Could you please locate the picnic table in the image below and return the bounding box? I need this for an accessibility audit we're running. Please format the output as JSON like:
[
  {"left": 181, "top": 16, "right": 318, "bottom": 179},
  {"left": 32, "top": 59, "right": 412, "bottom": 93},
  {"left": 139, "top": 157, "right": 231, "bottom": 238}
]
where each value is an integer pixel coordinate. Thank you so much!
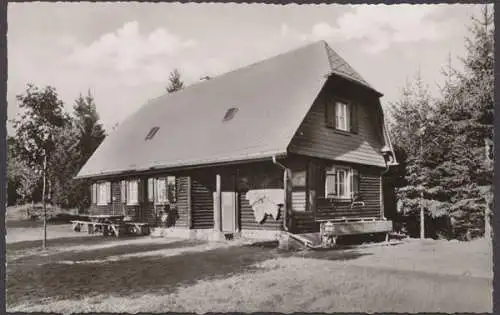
[{"left": 71, "top": 214, "right": 149, "bottom": 237}]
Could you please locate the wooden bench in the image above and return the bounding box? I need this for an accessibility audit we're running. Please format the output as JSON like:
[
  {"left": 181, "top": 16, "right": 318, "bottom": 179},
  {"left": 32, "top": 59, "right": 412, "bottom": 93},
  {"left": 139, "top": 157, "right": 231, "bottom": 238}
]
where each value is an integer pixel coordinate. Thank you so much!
[
  {"left": 125, "top": 222, "right": 150, "bottom": 235},
  {"left": 70, "top": 220, "right": 127, "bottom": 237},
  {"left": 316, "top": 217, "right": 392, "bottom": 247},
  {"left": 315, "top": 217, "right": 377, "bottom": 223}
]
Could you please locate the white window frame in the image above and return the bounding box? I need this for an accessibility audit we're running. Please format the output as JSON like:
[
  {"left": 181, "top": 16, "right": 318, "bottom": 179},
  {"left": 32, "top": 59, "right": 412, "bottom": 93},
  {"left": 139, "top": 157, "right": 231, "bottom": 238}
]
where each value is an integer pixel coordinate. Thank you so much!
[
  {"left": 127, "top": 180, "right": 139, "bottom": 205},
  {"left": 155, "top": 177, "right": 168, "bottom": 204},
  {"left": 96, "top": 182, "right": 111, "bottom": 206},
  {"left": 325, "top": 166, "right": 357, "bottom": 200},
  {"left": 166, "top": 176, "right": 177, "bottom": 204},
  {"left": 146, "top": 176, "right": 176, "bottom": 204},
  {"left": 335, "top": 101, "right": 350, "bottom": 132}
]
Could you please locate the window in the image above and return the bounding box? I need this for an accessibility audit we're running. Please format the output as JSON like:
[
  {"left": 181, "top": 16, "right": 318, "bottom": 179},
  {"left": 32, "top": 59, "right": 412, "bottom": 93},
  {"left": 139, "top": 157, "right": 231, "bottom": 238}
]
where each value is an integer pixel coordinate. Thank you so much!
[
  {"left": 325, "top": 166, "right": 359, "bottom": 199},
  {"left": 335, "top": 101, "right": 349, "bottom": 131},
  {"left": 127, "top": 180, "right": 139, "bottom": 205},
  {"left": 167, "top": 176, "right": 177, "bottom": 203},
  {"left": 156, "top": 178, "right": 167, "bottom": 203},
  {"left": 326, "top": 100, "right": 357, "bottom": 133},
  {"left": 146, "top": 176, "right": 177, "bottom": 204},
  {"left": 145, "top": 126, "right": 160, "bottom": 141},
  {"left": 96, "top": 182, "right": 111, "bottom": 205}
]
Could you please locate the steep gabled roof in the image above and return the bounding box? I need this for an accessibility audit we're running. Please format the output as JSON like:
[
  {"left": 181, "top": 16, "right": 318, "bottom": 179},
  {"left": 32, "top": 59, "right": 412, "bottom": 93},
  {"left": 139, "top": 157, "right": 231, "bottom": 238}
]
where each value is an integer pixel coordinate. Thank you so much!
[{"left": 76, "top": 40, "right": 381, "bottom": 179}]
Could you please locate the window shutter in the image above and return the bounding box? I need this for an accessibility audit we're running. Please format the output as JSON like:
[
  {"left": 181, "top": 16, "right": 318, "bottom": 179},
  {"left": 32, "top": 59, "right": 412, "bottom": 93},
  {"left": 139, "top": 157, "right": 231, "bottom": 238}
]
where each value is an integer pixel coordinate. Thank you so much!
[
  {"left": 96, "top": 183, "right": 101, "bottom": 204},
  {"left": 325, "top": 101, "right": 335, "bottom": 128},
  {"left": 351, "top": 169, "right": 360, "bottom": 198},
  {"left": 121, "top": 181, "right": 127, "bottom": 203},
  {"left": 148, "top": 178, "right": 154, "bottom": 202},
  {"left": 350, "top": 103, "right": 358, "bottom": 134},
  {"left": 106, "top": 182, "right": 112, "bottom": 204},
  {"left": 138, "top": 179, "right": 144, "bottom": 203},
  {"left": 325, "top": 167, "right": 337, "bottom": 197},
  {"left": 154, "top": 178, "right": 158, "bottom": 203},
  {"left": 91, "top": 183, "right": 96, "bottom": 204}
]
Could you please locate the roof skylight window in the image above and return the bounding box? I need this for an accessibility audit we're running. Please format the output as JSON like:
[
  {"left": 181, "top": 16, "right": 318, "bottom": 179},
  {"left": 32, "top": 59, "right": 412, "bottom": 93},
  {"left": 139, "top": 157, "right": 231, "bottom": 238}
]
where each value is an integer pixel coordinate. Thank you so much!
[
  {"left": 223, "top": 108, "right": 238, "bottom": 122},
  {"left": 145, "top": 126, "right": 160, "bottom": 140}
]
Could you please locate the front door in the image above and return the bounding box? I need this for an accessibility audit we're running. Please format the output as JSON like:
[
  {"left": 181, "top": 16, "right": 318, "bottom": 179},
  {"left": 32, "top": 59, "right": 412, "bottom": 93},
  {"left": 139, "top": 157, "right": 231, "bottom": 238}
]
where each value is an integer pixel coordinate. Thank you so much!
[
  {"left": 220, "top": 174, "right": 238, "bottom": 233},
  {"left": 221, "top": 192, "right": 237, "bottom": 232}
]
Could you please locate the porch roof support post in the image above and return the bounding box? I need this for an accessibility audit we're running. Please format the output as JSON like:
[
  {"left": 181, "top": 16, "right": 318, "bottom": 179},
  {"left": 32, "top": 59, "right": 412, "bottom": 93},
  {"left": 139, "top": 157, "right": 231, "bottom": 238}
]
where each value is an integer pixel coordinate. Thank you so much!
[
  {"left": 187, "top": 176, "right": 192, "bottom": 229},
  {"left": 214, "top": 174, "right": 222, "bottom": 232}
]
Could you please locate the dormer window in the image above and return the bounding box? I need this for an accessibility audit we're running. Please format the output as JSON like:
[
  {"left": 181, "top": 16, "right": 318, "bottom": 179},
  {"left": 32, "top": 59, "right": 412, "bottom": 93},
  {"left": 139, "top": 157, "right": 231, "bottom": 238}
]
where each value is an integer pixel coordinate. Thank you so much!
[
  {"left": 326, "top": 99, "right": 358, "bottom": 133},
  {"left": 223, "top": 108, "right": 238, "bottom": 122},
  {"left": 145, "top": 126, "right": 160, "bottom": 140}
]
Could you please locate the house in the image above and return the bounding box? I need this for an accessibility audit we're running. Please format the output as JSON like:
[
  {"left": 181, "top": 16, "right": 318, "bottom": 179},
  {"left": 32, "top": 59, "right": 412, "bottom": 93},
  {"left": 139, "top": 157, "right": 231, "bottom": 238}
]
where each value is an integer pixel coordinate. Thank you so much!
[{"left": 75, "top": 40, "right": 397, "bottom": 243}]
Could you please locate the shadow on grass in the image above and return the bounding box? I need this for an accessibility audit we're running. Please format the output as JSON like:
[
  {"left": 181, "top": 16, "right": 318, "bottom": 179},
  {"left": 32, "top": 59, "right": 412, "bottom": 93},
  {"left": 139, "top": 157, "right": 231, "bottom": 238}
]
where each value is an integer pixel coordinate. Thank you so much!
[
  {"left": 299, "top": 249, "right": 372, "bottom": 261},
  {"left": 6, "top": 220, "right": 70, "bottom": 229},
  {"left": 7, "top": 235, "right": 139, "bottom": 253},
  {"left": 12, "top": 240, "right": 205, "bottom": 265},
  {"left": 7, "top": 239, "right": 370, "bottom": 307}
]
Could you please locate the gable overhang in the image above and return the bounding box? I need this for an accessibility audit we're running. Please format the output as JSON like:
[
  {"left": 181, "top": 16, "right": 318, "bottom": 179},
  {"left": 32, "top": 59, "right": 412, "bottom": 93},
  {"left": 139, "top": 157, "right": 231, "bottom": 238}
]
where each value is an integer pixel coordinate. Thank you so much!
[{"left": 325, "top": 71, "right": 383, "bottom": 98}]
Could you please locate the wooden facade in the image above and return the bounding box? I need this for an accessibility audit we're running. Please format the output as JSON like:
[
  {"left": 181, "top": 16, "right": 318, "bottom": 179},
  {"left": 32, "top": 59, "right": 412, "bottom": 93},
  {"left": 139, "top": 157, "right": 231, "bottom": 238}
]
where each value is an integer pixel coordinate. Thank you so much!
[
  {"left": 87, "top": 155, "right": 387, "bottom": 237},
  {"left": 82, "top": 42, "right": 395, "bottom": 240},
  {"left": 289, "top": 76, "right": 386, "bottom": 167}
]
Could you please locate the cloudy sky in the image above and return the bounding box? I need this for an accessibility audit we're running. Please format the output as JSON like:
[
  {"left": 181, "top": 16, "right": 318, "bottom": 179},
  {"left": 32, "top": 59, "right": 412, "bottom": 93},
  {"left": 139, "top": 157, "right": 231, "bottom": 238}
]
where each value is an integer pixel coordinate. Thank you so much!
[{"left": 7, "top": 3, "right": 486, "bottom": 134}]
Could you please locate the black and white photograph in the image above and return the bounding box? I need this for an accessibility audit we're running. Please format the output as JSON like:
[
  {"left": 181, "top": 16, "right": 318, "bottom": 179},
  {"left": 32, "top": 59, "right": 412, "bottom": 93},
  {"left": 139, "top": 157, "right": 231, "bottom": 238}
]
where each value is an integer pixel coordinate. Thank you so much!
[{"left": 3, "top": 2, "right": 494, "bottom": 314}]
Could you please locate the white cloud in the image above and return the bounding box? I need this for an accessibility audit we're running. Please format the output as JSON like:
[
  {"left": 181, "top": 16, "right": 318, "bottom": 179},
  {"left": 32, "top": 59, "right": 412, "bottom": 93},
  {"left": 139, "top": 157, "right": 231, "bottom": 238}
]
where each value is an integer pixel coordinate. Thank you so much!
[
  {"left": 280, "top": 5, "right": 450, "bottom": 54},
  {"left": 67, "top": 21, "right": 198, "bottom": 75}
]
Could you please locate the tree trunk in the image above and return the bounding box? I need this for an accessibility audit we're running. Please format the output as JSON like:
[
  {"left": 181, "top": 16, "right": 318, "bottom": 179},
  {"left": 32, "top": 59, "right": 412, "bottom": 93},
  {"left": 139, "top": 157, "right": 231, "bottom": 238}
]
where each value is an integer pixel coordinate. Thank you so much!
[
  {"left": 420, "top": 191, "right": 425, "bottom": 239},
  {"left": 42, "top": 154, "right": 47, "bottom": 249},
  {"left": 484, "top": 192, "right": 492, "bottom": 239}
]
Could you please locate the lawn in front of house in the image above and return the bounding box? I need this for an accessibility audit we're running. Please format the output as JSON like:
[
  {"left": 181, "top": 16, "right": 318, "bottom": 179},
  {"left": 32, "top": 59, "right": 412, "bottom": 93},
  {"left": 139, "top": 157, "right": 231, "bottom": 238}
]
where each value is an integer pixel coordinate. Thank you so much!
[{"left": 6, "top": 231, "right": 492, "bottom": 314}]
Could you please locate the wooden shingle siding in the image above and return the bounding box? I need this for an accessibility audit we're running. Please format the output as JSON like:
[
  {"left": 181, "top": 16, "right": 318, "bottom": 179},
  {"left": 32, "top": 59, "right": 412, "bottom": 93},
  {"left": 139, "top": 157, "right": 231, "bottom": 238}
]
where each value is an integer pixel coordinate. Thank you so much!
[
  {"left": 292, "top": 212, "right": 320, "bottom": 233},
  {"left": 191, "top": 175, "right": 215, "bottom": 229},
  {"left": 288, "top": 78, "right": 386, "bottom": 167}
]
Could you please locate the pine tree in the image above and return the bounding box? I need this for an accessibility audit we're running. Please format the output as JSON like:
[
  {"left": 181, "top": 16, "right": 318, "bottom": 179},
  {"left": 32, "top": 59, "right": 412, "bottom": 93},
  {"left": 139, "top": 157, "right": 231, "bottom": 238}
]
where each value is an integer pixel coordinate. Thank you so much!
[
  {"left": 166, "top": 69, "right": 184, "bottom": 93},
  {"left": 388, "top": 72, "right": 446, "bottom": 237},
  {"left": 427, "top": 5, "right": 494, "bottom": 240},
  {"left": 387, "top": 5, "right": 493, "bottom": 240},
  {"left": 73, "top": 90, "right": 106, "bottom": 165},
  {"left": 453, "top": 5, "right": 494, "bottom": 239},
  {"left": 47, "top": 90, "right": 107, "bottom": 210},
  {"left": 70, "top": 91, "right": 107, "bottom": 211}
]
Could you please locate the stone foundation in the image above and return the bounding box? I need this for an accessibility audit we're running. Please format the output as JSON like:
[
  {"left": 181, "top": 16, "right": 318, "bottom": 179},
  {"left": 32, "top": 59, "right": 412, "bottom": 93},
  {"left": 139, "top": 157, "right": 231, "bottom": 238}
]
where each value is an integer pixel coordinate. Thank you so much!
[{"left": 150, "top": 227, "right": 285, "bottom": 243}]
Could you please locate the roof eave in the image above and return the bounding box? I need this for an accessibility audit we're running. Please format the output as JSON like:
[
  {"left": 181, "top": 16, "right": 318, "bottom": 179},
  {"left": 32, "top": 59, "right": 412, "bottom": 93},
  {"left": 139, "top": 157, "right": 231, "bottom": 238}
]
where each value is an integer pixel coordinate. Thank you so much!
[{"left": 74, "top": 151, "right": 289, "bottom": 181}]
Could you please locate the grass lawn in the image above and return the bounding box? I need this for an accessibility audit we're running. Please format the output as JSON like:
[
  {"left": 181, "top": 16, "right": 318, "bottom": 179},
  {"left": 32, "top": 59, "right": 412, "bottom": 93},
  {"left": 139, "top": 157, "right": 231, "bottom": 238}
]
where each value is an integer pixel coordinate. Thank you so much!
[{"left": 6, "top": 225, "right": 492, "bottom": 314}]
